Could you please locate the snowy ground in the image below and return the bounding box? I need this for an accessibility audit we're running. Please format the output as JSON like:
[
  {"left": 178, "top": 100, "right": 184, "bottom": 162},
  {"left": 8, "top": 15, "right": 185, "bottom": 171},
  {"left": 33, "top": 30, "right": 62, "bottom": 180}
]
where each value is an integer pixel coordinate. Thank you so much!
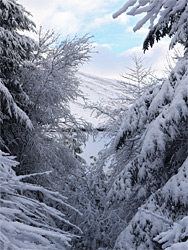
[
  {"left": 70, "top": 72, "right": 124, "bottom": 165},
  {"left": 80, "top": 132, "right": 110, "bottom": 166},
  {"left": 70, "top": 72, "right": 124, "bottom": 127}
]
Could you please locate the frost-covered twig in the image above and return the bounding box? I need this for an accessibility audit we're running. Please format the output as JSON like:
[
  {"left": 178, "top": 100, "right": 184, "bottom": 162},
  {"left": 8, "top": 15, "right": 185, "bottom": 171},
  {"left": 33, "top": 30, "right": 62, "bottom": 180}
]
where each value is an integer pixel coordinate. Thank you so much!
[
  {"left": 0, "top": 150, "right": 82, "bottom": 249},
  {"left": 14, "top": 170, "right": 52, "bottom": 181},
  {"left": 138, "top": 208, "right": 173, "bottom": 225}
]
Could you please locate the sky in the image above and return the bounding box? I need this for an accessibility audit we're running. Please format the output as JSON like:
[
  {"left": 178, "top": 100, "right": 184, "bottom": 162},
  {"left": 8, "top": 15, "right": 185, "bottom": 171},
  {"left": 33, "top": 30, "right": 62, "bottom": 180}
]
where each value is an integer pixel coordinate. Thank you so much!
[{"left": 19, "top": 0, "right": 182, "bottom": 79}]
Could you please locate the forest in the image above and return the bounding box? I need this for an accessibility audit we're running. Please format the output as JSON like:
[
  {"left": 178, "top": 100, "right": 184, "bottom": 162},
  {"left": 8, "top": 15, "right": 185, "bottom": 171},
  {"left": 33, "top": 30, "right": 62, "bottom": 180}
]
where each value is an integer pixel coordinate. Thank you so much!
[{"left": 0, "top": 0, "right": 188, "bottom": 249}]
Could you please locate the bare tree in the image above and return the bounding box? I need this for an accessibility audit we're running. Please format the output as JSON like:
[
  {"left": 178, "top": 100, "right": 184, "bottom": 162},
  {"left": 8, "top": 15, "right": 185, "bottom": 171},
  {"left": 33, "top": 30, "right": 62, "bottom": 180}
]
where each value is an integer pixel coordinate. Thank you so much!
[{"left": 118, "top": 54, "right": 161, "bottom": 105}]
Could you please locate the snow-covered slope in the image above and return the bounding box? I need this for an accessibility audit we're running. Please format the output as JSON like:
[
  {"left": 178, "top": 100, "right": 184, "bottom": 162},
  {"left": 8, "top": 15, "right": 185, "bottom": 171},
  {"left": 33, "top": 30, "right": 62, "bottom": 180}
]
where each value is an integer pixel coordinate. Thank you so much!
[{"left": 70, "top": 72, "right": 125, "bottom": 127}]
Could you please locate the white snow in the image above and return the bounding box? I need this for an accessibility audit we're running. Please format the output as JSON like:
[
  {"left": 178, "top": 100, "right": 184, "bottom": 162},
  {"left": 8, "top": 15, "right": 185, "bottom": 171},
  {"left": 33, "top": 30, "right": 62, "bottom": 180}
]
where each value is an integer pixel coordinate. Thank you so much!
[
  {"left": 0, "top": 150, "right": 80, "bottom": 250},
  {"left": 113, "top": 0, "right": 188, "bottom": 49},
  {"left": 70, "top": 72, "right": 125, "bottom": 127},
  {"left": 69, "top": 72, "right": 126, "bottom": 166},
  {"left": 80, "top": 132, "right": 110, "bottom": 166}
]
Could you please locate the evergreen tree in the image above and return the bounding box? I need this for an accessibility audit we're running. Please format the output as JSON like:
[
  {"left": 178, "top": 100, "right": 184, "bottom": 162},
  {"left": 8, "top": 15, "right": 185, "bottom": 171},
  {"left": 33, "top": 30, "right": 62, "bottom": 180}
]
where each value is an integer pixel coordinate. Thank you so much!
[
  {"left": 110, "top": 56, "right": 188, "bottom": 248},
  {"left": 99, "top": 0, "right": 188, "bottom": 248},
  {"left": 12, "top": 28, "right": 92, "bottom": 175},
  {"left": 0, "top": 1, "right": 92, "bottom": 249},
  {"left": 113, "top": 0, "right": 188, "bottom": 50},
  {"left": 0, "top": 150, "right": 81, "bottom": 250},
  {"left": 118, "top": 54, "right": 160, "bottom": 105},
  {"left": 0, "top": 0, "right": 35, "bottom": 150}
]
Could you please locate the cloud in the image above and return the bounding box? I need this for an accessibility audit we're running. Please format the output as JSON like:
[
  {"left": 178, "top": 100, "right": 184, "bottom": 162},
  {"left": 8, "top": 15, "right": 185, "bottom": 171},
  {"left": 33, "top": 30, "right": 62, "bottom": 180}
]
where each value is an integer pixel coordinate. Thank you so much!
[
  {"left": 59, "top": 0, "right": 107, "bottom": 14},
  {"left": 19, "top": 0, "right": 129, "bottom": 35},
  {"left": 86, "top": 14, "right": 113, "bottom": 31},
  {"left": 80, "top": 40, "right": 184, "bottom": 79},
  {"left": 80, "top": 43, "right": 124, "bottom": 78},
  {"left": 49, "top": 11, "right": 81, "bottom": 34},
  {"left": 19, "top": 0, "right": 183, "bottom": 80},
  {"left": 19, "top": 0, "right": 58, "bottom": 25}
]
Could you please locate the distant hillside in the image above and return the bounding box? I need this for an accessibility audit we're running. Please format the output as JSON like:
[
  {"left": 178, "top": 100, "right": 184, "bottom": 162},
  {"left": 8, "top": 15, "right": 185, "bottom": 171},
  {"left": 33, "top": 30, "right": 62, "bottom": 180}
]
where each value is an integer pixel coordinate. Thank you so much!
[{"left": 70, "top": 72, "right": 125, "bottom": 127}]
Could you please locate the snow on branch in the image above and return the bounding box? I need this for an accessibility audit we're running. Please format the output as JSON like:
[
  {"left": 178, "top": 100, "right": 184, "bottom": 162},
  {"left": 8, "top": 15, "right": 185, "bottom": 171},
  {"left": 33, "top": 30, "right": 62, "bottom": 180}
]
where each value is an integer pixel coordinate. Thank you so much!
[
  {"left": 113, "top": 0, "right": 137, "bottom": 19},
  {"left": 0, "top": 150, "right": 82, "bottom": 249},
  {"left": 14, "top": 170, "right": 52, "bottom": 181},
  {"left": 139, "top": 208, "right": 173, "bottom": 226},
  {"left": 154, "top": 216, "right": 188, "bottom": 249},
  {"left": 0, "top": 79, "right": 33, "bottom": 129},
  {"left": 107, "top": 50, "right": 188, "bottom": 208},
  {"left": 113, "top": 0, "right": 188, "bottom": 50}
]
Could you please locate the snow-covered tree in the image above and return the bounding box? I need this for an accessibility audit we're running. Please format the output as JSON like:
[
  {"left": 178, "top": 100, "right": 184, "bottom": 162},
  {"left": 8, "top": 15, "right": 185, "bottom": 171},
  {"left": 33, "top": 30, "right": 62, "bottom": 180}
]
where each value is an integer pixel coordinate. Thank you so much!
[
  {"left": 0, "top": 1, "right": 93, "bottom": 249},
  {"left": 0, "top": 150, "right": 82, "bottom": 250},
  {"left": 95, "top": 1, "right": 188, "bottom": 249},
  {"left": 114, "top": 156, "right": 188, "bottom": 250},
  {"left": 0, "top": 0, "right": 35, "bottom": 150},
  {"left": 113, "top": 0, "right": 188, "bottom": 51},
  {"left": 23, "top": 28, "right": 91, "bottom": 130},
  {"left": 88, "top": 55, "right": 162, "bottom": 150},
  {"left": 154, "top": 215, "right": 188, "bottom": 250},
  {"left": 5, "top": 24, "right": 95, "bottom": 249},
  {"left": 105, "top": 54, "right": 188, "bottom": 249},
  {"left": 0, "top": 0, "right": 35, "bottom": 75},
  {"left": 11, "top": 28, "right": 92, "bottom": 175},
  {"left": 118, "top": 54, "right": 161, "bottom": 105}
]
